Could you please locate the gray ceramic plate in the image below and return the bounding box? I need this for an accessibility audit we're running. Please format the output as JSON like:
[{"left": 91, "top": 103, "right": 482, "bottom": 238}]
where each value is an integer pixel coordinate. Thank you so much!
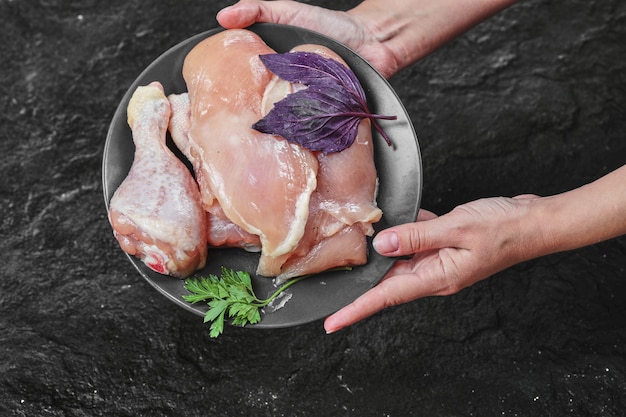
[{"left": 102, "top": 23, "right": 421, "bottom": 329}]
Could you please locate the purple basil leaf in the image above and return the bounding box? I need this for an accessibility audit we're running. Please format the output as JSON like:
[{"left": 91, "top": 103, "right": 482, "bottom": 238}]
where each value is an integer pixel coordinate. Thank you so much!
[
  {"left": 253, "top": 89, "right": 363, "bottom": 153},
  {"left": 255, "top": 52, "right": 396, "bottom": 153},
  {"left": 259, "top": 52, "right": 367, "bottom": 107}
]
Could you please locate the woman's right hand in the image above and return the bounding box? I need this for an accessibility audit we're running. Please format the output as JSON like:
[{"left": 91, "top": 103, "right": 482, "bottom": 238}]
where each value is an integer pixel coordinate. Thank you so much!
[{"left": 324, "top": 195, "right": 543, "bottom": 333}]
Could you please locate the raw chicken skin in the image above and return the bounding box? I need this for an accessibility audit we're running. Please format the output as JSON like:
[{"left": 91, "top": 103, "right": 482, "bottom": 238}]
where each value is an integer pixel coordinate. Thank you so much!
[
  {"left": 182, "top": 30, "right": 319, "bottom": 262},
  {"left": 108, "top": 82, "right": 207, "bottom": 277}
]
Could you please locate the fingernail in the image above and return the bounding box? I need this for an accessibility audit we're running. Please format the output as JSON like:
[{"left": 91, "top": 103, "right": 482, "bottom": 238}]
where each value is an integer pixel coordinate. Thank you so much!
[
  {"left": 324, "top": 316, "right": 342, "bottom": 334},
  {"left": 373, "top": 231, "right": 398, "bottom": 254},
  {"left": 325, "top": 323, "right": 343, "bottom": 334}
]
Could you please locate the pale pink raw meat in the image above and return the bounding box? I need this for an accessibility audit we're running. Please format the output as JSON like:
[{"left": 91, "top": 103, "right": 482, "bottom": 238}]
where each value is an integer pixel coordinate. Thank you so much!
[
  {"left": 273, "top": 120, "right": 381, "bottom": 282},
  {"left": 260, "top": 44, "right": 382, "bottom": 281},
  {"left": 168, "top": 92, "right": 261, "bottom": 251},
  {"left": 181, "top": 29, "right": 319, "bottom": 272},
  {"left": 108, "top": 82, "right": 207, "bottom": 277}
]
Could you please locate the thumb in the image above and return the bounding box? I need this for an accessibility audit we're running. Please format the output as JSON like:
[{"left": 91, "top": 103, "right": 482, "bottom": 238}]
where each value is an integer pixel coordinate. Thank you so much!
[
  {"left": 217, "top": 0, "right": 302, "bottom": 29},
  {"left": 217, "top": 0, "right": 263, "bottom": 28},
  {"left": 373, "top": 219, "right": 445, "bottom": 257}
]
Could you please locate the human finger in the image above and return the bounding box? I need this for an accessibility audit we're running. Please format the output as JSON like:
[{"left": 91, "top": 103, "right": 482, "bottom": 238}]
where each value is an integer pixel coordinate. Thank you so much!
[
  {"left": 217, "top": 0, "right": 302, "bottom": 28},
  {"left": 323, "top": 258, "right": 439, "bottom": 333},
  {"left": 372, "top": 216, "right": 454, "bottom": 257}
]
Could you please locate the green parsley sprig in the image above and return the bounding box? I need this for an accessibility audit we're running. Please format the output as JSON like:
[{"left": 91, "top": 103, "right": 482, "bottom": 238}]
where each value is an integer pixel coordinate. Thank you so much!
[{"left": 183, "top": 267, "right": 306, "bottom": 338}]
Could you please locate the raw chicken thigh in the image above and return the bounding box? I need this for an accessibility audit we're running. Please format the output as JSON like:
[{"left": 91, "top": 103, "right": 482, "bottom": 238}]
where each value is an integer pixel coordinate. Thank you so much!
[{"left": 108, "top": 82, "right": 207, "bottom": 277}]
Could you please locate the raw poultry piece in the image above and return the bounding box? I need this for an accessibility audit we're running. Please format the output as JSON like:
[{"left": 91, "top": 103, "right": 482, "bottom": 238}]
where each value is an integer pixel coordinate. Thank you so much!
[
  {"left": 168, "top": 92, "right": 262, "bottom": 251},
  {"left": 181, "top": 29, "right": 319, "bottom": 263},
  {"left": 108, "top": 82, "right": 207, "bottom": 277},
  {"left": 259, "top": 43, "right": 383, "bottom": 281}
]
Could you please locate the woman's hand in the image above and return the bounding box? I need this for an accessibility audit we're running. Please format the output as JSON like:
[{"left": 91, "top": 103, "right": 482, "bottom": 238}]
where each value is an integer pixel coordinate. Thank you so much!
[
  {"left": 324, "top": 163, "right": 626, "bottom": 333},
  {"left": 217, "top": 0, "right": 520, "bottom": 79},
  {"left": 217, "top": 0, "right": 402, "bottom": 78},
  {"left": 324, "top": 195, "right": 542, "bottom": 333}
]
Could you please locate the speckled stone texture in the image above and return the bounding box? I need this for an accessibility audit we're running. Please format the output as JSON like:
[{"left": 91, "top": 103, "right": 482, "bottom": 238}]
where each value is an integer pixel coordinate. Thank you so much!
[{"left": 1, "top": 0, "right": 625, "bottom": 416}]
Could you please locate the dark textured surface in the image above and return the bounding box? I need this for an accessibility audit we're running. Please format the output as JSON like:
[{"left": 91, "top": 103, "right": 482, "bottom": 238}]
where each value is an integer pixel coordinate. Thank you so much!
[{"left": 1, "top": 1, "right": 625, "bottom": 416}]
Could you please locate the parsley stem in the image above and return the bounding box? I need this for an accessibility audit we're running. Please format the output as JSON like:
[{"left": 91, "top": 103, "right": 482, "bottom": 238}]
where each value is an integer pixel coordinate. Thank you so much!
[
  {"left": 256, "top": 275, "right": 309, "bottom": 306},
  {"left": 256, "top": 266, "right": 352, "bottom": 306}
]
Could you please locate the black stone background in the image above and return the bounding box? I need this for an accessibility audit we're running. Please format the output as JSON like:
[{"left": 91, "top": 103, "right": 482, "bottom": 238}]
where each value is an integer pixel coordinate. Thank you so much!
[{"left": 1, "top": 0, "right": 625, "bottom": 416}]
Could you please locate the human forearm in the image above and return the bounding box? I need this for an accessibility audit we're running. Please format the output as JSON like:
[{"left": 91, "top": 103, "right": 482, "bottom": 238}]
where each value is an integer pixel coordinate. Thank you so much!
[
  {"left": 348, "top": 0, "right": 520, "bottom": 72},
  {"left": 524, "top": 165, "right": 626, "bottom": 259}
]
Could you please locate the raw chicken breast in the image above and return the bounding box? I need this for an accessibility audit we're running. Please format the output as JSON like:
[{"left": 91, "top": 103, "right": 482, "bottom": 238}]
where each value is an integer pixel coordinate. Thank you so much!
[
  {"left": 314, "top": 119, "right": 382, "bottom": 236},
  {"left": 168, "top": 92, "right": 261, "bottom": 251},
  {"left": 273, "top": 120, "right": 381, "bottom": 282},
  {"left": 181, "top": 30, "right": 319, "bottom": 267},
  {"left": 260, "top": 44, "right": 382, "bottom": 281},
  {"left": 108, "top": 82, "right": 207, "bottom": 277}
]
